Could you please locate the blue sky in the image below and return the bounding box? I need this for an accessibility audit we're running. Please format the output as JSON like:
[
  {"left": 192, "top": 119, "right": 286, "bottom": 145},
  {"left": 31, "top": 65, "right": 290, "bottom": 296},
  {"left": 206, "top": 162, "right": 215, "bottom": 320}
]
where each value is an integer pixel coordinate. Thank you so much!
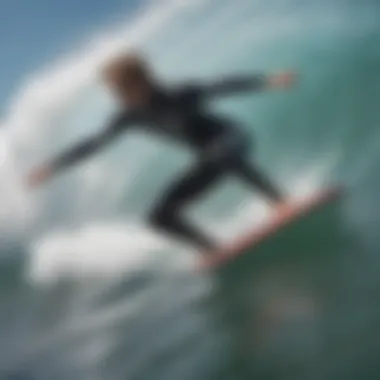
[{"left": 0, "top": 0, "right": 142, "bottom": 110}]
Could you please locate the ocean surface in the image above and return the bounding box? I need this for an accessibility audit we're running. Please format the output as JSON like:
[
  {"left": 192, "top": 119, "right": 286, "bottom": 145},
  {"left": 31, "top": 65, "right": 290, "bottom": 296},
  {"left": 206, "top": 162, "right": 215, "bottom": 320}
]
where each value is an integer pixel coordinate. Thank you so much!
[{"left": 0, "top": 0, "right": 380, "bottom": 379}]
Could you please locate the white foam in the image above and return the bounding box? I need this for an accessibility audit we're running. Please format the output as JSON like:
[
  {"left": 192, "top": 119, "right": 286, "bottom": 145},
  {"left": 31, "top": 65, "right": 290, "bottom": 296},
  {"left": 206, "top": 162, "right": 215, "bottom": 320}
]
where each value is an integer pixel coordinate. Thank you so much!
[{"left": 27, "top": 222, "right": 172, "bottom": 283}]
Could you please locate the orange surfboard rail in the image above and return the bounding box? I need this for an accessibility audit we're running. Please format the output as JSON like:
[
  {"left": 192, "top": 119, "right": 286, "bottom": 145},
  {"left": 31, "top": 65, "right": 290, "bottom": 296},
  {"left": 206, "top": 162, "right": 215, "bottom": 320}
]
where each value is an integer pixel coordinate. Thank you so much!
[{"left": 200, "top": 186, "right": 344, "bottom": 271}]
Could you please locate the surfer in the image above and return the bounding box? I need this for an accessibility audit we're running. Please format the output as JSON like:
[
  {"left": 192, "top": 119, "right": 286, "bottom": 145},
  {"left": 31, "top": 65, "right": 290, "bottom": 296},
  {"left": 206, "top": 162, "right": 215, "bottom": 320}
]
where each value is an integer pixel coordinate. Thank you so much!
[{"left": 27, "top": 52, "right": 296, "bottom": 252}]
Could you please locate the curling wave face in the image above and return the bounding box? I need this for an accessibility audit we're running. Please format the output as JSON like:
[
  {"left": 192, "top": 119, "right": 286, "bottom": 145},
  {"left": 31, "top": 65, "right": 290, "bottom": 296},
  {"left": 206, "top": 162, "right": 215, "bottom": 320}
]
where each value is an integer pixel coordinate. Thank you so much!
[{"left": 0, "top": 0, "right": 379, "bottom": 379}]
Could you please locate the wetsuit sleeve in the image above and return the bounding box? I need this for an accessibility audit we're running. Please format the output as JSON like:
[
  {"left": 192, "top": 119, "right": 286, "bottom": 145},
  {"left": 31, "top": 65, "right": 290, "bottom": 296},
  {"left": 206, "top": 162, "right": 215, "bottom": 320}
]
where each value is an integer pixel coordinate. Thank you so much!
[
  {"left": 50, "top": 112, "right": 134, "bottom": 173},
  {"left": 195, "top": 74, "right": 268, "bottom": 97}
]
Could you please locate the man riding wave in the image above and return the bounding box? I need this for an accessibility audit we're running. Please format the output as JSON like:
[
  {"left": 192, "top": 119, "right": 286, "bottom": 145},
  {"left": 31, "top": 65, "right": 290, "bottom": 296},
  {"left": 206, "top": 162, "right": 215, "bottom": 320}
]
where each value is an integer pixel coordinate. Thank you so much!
[{"left": 28, "top": 52, "right": 296, "bottom": 252}]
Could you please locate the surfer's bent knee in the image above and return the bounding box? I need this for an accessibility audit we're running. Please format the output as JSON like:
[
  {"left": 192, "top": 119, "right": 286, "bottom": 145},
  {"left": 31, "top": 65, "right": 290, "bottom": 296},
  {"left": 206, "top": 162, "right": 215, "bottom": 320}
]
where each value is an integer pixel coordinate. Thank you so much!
[{"left": 148, "top": 203, "right": 178, "bottom": 229}]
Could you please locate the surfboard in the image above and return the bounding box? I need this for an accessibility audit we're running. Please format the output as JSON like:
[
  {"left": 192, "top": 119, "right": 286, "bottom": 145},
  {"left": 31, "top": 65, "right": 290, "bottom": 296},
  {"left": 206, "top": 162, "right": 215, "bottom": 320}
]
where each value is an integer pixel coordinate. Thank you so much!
[{"left": 200, "top": 186, "right": 343, "bottom": 271}]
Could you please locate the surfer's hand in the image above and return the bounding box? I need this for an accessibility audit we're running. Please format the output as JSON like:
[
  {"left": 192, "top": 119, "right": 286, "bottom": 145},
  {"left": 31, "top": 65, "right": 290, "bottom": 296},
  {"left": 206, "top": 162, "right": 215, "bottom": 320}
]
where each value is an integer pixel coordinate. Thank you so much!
[
  {"left": 26, "top": 165, "right": 53, "bottom": 188},
  {"left": 267, "top": 71, "right": 296, "bottom": 89}
]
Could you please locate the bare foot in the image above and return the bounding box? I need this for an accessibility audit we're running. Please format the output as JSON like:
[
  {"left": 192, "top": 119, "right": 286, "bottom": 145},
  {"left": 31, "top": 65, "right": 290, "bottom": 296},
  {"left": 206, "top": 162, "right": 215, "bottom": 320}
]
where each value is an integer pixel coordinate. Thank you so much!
[{"left": 272, "top": 201, "right": 294, "bottom": 220}]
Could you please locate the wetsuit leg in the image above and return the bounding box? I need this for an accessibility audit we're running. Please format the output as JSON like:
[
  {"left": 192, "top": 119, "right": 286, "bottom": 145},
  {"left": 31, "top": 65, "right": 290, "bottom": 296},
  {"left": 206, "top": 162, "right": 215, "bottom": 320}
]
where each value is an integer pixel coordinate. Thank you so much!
[
  {"left": 233, "top": 158, "right": 284, "bottom": 203},
  {"left": 148, "top": 161, "right": 223, "bottom": 250},
  {"left": 207, "top": 128, "right": 284, "bottom": 204},
  {"left": 148, "top": 129, "right": 284, "bottom": 250}
]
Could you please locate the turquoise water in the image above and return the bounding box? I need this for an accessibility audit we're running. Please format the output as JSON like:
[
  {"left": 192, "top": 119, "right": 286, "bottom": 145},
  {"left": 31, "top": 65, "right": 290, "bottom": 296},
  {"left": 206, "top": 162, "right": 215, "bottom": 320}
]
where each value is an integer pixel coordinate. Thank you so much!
[{"left": 0, "top": 1, "right": 380, "bottom": 379}]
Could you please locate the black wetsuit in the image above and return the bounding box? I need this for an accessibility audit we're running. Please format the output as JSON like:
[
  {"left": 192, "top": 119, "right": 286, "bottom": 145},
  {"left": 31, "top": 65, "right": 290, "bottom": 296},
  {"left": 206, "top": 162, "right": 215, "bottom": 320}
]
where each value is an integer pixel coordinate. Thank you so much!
[{"left": 51, "top": 75, "right": 283, "bottom": 250}]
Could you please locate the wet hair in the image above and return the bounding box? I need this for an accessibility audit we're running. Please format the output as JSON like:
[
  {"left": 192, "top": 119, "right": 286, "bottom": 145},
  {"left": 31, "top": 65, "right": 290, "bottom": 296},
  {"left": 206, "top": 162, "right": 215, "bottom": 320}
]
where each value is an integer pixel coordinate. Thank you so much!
[{"left": 102, "top": 51, "right": 152, "bottom": 86}]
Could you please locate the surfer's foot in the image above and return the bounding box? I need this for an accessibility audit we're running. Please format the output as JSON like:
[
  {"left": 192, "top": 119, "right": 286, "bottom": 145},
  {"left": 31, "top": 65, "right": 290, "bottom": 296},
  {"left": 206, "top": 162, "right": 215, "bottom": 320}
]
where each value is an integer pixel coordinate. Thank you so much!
[{"left": 272, "top": 200, "right": 293, "bottom": 219}]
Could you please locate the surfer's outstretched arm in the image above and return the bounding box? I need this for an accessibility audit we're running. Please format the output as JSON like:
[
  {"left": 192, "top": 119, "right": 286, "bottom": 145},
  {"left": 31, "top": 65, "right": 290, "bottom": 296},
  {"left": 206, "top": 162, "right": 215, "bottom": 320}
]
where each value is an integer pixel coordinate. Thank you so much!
[
  {"left": 198, "top": 71, "right": 296, "bottom": 97},
  {"left": 27, "top": 112, "right": 133, "bottom": 187}
]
